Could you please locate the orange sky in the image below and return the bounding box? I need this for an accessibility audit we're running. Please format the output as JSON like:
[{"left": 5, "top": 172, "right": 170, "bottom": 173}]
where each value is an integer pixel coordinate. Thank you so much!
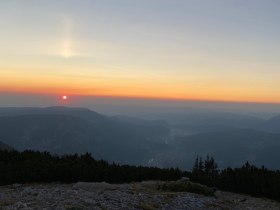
[
  {"left": 1, "top": 1, "right": 280, "bottom": 104},
  {"left": 1, "top": 75, "right": 279, "bottom": 104}
]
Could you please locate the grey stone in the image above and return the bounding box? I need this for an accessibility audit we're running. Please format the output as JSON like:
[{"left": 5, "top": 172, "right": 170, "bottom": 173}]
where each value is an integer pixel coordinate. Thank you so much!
[
  {"left": 0, "top": 182, "right": 279, "bottom": 210},
  {"left": 179, "top": 176, "right": 190, "bottom": 182}
]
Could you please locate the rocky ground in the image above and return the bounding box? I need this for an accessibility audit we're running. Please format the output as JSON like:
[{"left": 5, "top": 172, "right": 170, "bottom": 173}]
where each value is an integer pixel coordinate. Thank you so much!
[{"left": 0, "top": 181, "right": 279, "bottom": 210}]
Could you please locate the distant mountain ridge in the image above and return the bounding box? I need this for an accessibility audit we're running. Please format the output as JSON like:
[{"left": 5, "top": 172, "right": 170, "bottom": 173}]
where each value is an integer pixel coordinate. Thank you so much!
[
  {"left": 0, "top": 106, "right": 105, "bottom": 123},
  {"left": 1, "top": 106, "right": 280, "bottom": 169},
  {"left": 255, "top": 114, "right": 280, "bottom": 133},
  {"left": 172, "top": 129, "right": 280, "bottom": 169},
  {"left": 0, "top": 141, "right": 13, "bottom": 151},
  {"left": 0, "top": 107, "right": 170, "bottom": 165},
  {"left": 0, "top": 114, "right": 94, "bottom": 154}
]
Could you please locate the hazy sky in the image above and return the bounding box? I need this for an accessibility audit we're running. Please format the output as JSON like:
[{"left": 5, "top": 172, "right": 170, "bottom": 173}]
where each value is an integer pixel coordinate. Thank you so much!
[{"left": 1, "top": 0, "right": 280, "bottom": 104}]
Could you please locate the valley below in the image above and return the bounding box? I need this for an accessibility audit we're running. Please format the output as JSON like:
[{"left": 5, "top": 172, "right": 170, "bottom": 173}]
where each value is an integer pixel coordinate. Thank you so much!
[{"left": 1, "top": 106, "right": 280, "bottom": 170}]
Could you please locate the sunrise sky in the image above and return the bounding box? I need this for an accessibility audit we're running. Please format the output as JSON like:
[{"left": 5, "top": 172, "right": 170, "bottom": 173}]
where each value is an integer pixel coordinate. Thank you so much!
[{"left": 1, "top": 0, "right": 280, "bottom": 103}]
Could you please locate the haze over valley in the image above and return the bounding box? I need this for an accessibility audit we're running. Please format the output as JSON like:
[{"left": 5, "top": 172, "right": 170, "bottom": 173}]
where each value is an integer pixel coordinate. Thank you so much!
[{"left": 1, "top": 105, "right": 280, "bottom": 170}]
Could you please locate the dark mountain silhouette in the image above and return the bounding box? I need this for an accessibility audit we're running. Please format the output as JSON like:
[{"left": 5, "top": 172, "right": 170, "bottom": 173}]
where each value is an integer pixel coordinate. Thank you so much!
[
  {"left": 172, "top": 129, "right": 280, "bottom": 169},
  {"left": 1, "top": 106, "right": 280, "bottom": 169},
  {"left": 0, "top": 114, "right": 95, "bottom": 154},
  {"left": 0, "top": 141, "right": 13, "bottom": 151},
  {"left": 172, "top": 114, "right": 264, "bottom": 134},
  {"left": 0, "top": 107, "right": 170, "bottom": 165},
  {"left": 255, "top": 114, "right": 280, "bottom": 133}
]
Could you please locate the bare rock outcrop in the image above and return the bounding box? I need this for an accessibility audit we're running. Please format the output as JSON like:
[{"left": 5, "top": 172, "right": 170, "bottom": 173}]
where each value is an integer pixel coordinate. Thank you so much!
[{"left": 0, "top": 181, "right": 279, "bottom": 210}]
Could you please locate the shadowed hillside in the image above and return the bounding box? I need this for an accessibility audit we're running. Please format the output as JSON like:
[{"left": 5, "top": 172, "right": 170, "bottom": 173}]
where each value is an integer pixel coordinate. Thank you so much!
[
  {"left": 0, "top": 141, "right": 13, "bottom": 151},
  {"left": 0, "top": 107, "right": 170, "bottom": 165}
]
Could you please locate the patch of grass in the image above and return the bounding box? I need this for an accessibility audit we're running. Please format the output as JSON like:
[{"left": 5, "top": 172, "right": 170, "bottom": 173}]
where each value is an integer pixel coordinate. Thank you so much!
[
  {"left": 95, "top": 202, "right": 107, "bottom": 210},
  {"left": 163, "top": 192, "right": 176, "bottom": 204},
  {"left": 138, "top": 202, "right": 159, "bottom": 210},
  {"left": 205, "top": 203, "right": 231, "bottom": 210},
  {"left": 64, "top": 204, "right": 84, "bottom": 210},
  {"left": 158, "top": 181, "right": 214, "bottom": 196},
  {"left": 0, "top": 199, "right": 16, "bottom": 206}
]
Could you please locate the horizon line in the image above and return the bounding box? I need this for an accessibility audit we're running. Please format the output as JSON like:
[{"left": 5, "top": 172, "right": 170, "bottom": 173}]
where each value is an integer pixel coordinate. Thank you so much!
[{"left": 1, "top": 90, "right": 280, "bottom": 106}]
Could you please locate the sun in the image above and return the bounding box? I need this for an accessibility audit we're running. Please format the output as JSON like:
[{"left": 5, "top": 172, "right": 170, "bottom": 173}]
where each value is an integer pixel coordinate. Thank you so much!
[{"left": 62, "top": 95, "right": 68, "bottom": 100}]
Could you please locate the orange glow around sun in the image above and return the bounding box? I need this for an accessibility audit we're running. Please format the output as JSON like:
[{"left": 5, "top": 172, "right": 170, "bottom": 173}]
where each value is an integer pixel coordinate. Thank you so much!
[{"left": 1, "top": 71, "right": 280, "bottom": 104}]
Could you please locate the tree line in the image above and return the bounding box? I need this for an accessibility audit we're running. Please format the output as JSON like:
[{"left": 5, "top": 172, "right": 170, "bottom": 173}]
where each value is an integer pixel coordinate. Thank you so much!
[
  {"left": 1, "top": 150, "right": 280, "bottom": 201},
  {"left": 0, "top": 150, "right": 185, "bottom": 185},
  {"left": 190, "top": 155, "right": 280, "bottom": 201}
]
